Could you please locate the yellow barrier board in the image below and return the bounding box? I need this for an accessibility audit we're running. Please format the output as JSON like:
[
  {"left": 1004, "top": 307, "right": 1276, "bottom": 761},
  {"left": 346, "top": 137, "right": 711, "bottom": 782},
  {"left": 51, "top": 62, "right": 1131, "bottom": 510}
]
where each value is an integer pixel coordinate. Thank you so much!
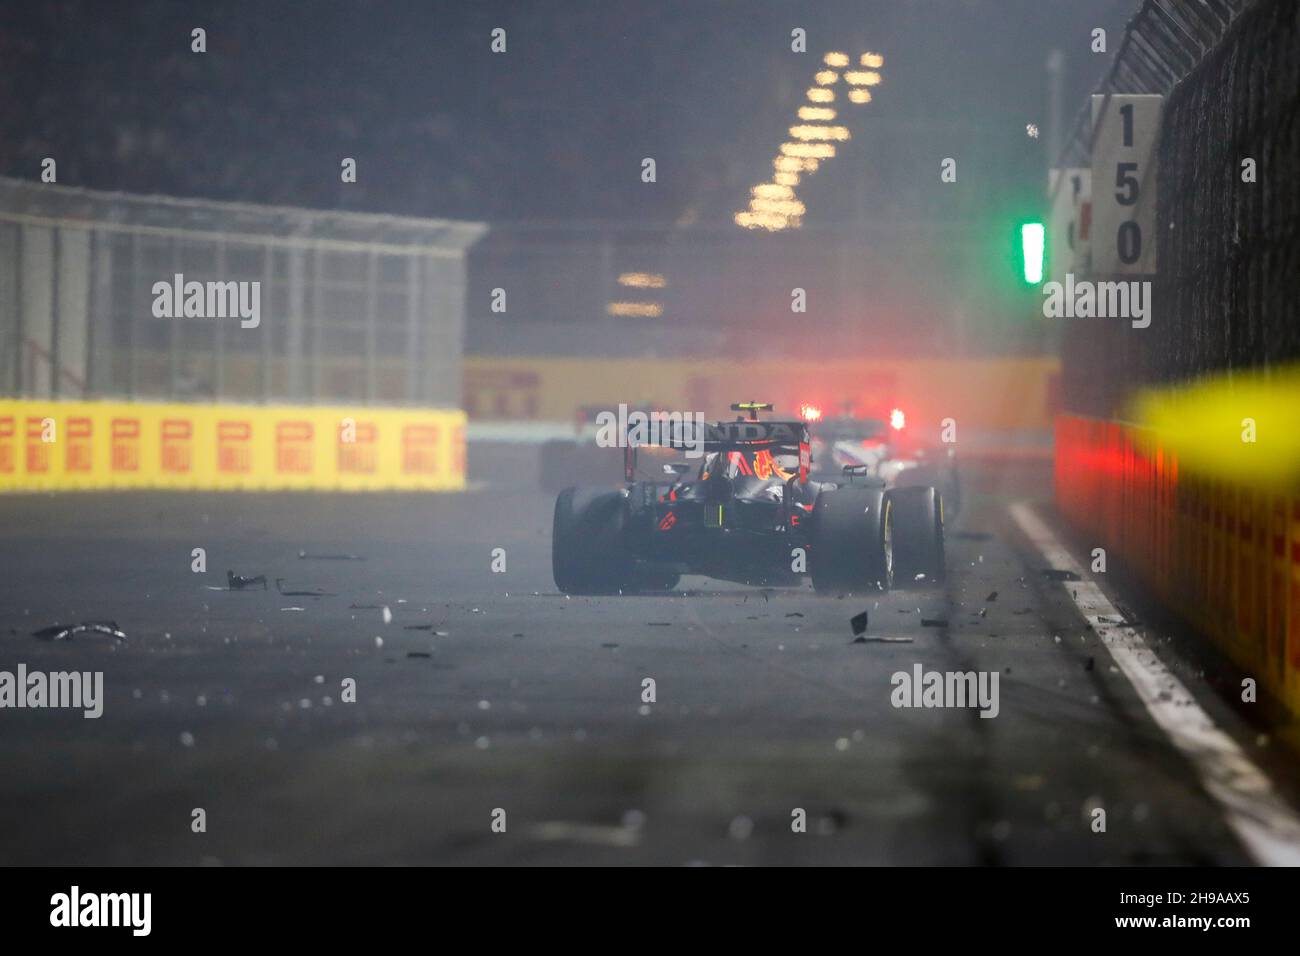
[{"left": 0, "top": 399, "right": 466, "bottom": 493}]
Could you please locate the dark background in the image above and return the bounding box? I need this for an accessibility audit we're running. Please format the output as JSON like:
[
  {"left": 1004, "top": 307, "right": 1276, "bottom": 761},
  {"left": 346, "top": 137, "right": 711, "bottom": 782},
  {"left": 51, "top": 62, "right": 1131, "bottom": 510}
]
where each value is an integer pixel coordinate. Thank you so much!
[{"left": 2, "top": 0, "right": 1131, "bottom": 228}]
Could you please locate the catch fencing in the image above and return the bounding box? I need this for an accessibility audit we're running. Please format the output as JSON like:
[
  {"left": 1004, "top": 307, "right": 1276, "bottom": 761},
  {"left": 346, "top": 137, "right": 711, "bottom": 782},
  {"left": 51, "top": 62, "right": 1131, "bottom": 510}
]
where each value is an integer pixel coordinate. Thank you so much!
[
  {"left": 0, "top": 177, "right": 485, "bottom": 407},
  {"left": 1058, "top": 0, "right": 1297, "bottom": 416}
]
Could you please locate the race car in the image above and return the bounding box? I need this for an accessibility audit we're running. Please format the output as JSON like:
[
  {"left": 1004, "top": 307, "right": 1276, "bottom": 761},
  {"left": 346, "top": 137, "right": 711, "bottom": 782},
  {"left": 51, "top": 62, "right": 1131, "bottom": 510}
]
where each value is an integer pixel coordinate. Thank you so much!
[
  {"left": 552, "top": 402, "right": 945, "bottom": 594},
  {"left": 802, "top": 404, "right": 961, "bottom": 517}
]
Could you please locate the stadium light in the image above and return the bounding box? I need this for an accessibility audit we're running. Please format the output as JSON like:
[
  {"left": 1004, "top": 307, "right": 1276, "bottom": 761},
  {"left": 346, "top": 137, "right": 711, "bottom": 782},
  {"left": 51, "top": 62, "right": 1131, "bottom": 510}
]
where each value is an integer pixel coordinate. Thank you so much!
[
  {"left": 737, "top": 49, "right": 882, "bottom": 231},
  {"left": 797, "top": 106, "right": 836, "bottom": 121},
  {"left": 606, "top": 301, "right": 664, "bottom": 317},
  {"left": 788, "top": 125, "right": 851, "bottom": 142},
  {"left": 617, "top": 272, "right": 666, "bottom": 289},
  {"left": 844, "top": 70, "right": 881, "bottom": 86},
  {"left": 779, "top": 142, "right": 836, "bottom": 159},
  {"left": 749, "top": 197, "right": 806, "bottom": 216}
]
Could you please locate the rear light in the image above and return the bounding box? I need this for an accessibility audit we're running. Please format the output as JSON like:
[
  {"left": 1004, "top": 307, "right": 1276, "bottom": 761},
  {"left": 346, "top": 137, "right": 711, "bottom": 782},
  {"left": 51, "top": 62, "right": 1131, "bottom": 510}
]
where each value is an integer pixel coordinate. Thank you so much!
[
  {"left": 890, "top": 408, "right": 905, "bottom": 431},
  {"left": 799, "top": 403, "right": 823, "bottom": 422}
]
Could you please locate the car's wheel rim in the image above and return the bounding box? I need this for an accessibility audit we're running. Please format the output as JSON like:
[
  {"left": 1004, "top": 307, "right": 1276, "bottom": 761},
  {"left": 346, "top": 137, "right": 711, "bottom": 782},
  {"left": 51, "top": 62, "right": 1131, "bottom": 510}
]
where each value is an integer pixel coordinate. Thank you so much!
[{"left": 882, "top": 500, "right": 893, "bottom": 585}]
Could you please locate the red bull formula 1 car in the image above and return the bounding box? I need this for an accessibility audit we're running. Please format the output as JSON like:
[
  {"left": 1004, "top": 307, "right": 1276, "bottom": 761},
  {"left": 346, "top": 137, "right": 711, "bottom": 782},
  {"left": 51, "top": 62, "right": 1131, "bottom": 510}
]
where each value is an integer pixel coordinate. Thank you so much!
[{"left": 552, "top": 403, "right": 945, "bottom": 594}]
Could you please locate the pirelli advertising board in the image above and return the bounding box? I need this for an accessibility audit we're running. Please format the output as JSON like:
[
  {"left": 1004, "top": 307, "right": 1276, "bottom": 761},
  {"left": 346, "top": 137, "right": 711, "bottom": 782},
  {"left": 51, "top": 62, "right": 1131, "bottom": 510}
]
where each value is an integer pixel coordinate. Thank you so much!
[{"left": 0, "top": 400, "right": 466, "bottom": 493}]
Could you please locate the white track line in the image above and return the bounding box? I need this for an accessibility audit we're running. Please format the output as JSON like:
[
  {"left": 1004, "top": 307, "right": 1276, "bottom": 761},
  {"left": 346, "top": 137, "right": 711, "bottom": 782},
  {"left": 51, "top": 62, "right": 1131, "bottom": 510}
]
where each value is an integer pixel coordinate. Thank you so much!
[{"left": 1009, "top": 501, "right": 1300, "bottom": 866}]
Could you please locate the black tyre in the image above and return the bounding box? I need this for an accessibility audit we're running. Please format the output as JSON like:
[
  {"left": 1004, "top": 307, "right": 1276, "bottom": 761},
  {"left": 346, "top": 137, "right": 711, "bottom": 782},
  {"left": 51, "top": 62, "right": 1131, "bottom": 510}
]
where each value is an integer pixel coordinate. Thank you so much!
[
  {"left": 809, "top": 485, "right": 892, "bottom": 593},
  {"left": 889, "top": 485, "right": 945, "bottom": 585},
  {"left": 633, "top": 567, "right": 681, "bottom": 591},
  {"left": 552, "top": 487, "right": 637, "bottom": 594},
  {"left": 942, "top": 466, "right": 961, "bottom": 518}
]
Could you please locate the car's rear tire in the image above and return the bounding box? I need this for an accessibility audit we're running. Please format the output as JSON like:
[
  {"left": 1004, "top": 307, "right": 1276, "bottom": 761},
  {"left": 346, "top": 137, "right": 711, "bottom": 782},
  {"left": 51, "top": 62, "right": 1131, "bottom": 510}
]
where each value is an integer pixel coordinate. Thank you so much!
[
  {"left": 942, "top": 466, "right": 961, "bottom": 518},
  {"left": 552, "top": 487, "right": 637, "bottom": 594},
  {"left": 889, "top": 485, "right": 945, "bottom": 585},
  {"left": 809, "top": 485, "right": 892, "bottom": 593},
  {"left": 633, "top": 568, "right": 681, "bottom": 591}
]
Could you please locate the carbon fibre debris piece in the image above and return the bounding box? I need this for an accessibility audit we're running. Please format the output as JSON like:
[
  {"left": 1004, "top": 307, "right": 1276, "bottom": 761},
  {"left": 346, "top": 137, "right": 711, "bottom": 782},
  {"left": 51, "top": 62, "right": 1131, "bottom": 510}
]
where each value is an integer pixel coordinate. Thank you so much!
[
  {"left": 33, "top": 621, "right": 127, "bottom": 642},
  {"left": 227, "top": 570, "right": 267, "bottom": 591}
]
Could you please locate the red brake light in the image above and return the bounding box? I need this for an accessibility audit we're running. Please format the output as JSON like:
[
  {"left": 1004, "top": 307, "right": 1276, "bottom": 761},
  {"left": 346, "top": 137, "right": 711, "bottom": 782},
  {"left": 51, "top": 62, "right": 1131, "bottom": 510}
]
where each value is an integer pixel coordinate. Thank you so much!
[
  {"left": 890, "top": 408, "right": 905, "bottom": 431},
  {"left": 800, "top": 403, "right": 823, "bottom": 422}
]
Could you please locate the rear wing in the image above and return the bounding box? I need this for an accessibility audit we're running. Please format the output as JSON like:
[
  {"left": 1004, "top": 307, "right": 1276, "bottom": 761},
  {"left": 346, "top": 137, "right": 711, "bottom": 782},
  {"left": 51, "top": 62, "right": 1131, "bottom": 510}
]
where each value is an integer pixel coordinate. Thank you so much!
[{"left": 624, "top": 419, "right": 811, "bottom": 481}]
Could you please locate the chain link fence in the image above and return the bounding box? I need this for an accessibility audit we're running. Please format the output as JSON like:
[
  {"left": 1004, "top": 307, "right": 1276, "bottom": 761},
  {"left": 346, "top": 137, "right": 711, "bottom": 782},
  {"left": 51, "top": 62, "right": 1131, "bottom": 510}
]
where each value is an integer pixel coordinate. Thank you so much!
[
  {"left": 1060, "top": 0, "right": 1299, "bottom": 416},
  {"left": 1156, "top": 0, "right": 1300, "bottom": 384}
]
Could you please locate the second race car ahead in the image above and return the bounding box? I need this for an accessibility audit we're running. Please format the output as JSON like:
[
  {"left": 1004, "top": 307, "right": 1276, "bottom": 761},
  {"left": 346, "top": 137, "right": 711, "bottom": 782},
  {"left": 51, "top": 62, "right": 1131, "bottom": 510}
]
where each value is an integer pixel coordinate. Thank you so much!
[
  {"left": 552, "top": 403, "right": 946, "bottom": 594},
  {"left": 804, "top": 405, "right": 961, "bottom": 517}
]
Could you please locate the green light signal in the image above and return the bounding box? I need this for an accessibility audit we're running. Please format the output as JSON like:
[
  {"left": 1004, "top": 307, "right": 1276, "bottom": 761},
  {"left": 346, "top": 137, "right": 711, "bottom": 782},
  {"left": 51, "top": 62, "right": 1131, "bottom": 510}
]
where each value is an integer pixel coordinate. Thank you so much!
[{"left": 1020, "top": 222, "right": 1045, "bottom": 285}]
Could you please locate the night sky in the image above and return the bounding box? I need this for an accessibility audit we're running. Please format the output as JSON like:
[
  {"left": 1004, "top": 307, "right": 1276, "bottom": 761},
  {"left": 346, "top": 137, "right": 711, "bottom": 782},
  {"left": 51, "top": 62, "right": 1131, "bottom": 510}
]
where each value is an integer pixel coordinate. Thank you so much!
[{"left": 3, "top": 0, "right": 1134, "bottom": 226}]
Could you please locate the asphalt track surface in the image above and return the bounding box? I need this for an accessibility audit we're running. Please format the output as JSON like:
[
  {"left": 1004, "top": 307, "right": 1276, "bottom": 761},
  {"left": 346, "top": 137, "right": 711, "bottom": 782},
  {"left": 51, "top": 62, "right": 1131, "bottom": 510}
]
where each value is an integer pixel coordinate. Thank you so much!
[{"left": 1, "top": 445, "right": 1296, "bottom": 865}]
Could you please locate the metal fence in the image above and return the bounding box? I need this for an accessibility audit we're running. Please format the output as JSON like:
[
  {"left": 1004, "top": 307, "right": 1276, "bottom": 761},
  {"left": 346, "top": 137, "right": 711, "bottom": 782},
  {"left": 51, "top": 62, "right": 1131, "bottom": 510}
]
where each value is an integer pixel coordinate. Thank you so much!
[
  {"left": 1155, "top": 0, "right": 1300, "bottom": 384},
  {"left": 0, "top": 178, "right": 485, "bottom": 406},
  {"left": 1058, "top": 0, "right": 1300, "bottom": 416}
]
